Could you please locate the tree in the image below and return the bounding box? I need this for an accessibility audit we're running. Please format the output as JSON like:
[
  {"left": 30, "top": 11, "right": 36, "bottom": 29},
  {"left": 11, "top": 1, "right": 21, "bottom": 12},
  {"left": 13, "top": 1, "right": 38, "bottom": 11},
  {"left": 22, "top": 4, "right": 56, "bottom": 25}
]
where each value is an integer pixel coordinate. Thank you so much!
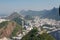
[{"left": 21, "top": 27, "right": 56, "bottom": 40}]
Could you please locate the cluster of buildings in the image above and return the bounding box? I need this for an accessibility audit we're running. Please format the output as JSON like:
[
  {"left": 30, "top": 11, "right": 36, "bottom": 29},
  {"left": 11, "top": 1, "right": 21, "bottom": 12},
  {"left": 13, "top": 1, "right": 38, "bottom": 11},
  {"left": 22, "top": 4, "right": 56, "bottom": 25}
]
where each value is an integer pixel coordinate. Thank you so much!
[
  {"left": 12, "top": 16, "right": 60, "bottom": 40},
  {"left": 0, "top": 16, "right": 60, "bottom": 40}
]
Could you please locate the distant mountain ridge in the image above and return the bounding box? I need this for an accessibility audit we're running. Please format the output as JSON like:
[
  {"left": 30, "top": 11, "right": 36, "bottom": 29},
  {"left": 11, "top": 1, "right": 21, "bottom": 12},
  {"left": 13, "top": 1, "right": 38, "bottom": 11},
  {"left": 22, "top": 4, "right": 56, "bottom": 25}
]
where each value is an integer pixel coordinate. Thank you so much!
[
  {"left": 0, "top": 7, "right": 59, "bottom": 20},
  {"left": 20, "top": 7, "right": 59, "bottom": 20}
]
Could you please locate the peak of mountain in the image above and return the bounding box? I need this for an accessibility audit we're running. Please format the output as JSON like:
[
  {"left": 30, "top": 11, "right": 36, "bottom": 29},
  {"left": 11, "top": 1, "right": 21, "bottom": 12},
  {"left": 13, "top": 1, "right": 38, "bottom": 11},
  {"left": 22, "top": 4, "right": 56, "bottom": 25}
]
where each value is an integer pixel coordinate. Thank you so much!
[
  {"left": 7, "top": 12, "right": 23, "bottom": 20},
  {"left": 42, "top": 8, "right": 59, "bottom": 20}
]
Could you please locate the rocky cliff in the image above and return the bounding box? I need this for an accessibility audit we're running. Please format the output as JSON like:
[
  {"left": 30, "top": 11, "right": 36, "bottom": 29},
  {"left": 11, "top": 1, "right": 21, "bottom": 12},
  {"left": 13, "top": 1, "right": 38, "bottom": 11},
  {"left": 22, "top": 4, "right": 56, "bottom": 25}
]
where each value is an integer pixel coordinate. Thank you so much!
[{"left": 0, "top": 21, "right": 16, "bottom": 38}]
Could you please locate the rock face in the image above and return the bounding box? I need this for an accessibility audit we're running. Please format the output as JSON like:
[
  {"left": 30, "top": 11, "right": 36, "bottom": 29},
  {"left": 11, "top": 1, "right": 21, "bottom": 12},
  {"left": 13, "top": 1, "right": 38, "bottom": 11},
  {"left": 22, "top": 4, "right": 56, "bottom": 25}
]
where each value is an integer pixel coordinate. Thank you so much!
[
  {"left": 0, "top": 12, "right": 23, "bottom": 38},
  {"left": 0, "top": 21, "right": 16, "bottom": 38}
]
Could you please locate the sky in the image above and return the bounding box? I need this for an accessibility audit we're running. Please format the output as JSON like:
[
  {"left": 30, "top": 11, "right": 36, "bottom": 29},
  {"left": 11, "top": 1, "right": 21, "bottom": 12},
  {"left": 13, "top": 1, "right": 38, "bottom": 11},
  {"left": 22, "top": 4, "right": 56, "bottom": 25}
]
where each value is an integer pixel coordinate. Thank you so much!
[{"left": 0, "top": 0, "right": 60, "bottom": 16}]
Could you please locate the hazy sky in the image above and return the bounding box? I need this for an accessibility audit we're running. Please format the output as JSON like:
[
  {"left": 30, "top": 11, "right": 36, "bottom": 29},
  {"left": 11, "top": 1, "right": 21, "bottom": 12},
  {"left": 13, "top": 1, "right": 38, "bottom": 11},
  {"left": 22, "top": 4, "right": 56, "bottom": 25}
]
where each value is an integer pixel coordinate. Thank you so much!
[{"left": 0, "top": 0, "right": 60, "bottom": 15}]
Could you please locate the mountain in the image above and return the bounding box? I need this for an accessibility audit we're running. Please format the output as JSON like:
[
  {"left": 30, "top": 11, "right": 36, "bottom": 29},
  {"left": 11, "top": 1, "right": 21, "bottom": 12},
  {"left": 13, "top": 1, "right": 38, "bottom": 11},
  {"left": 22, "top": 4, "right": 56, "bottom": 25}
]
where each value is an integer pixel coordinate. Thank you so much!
[
  {"left": 20, "top": 7, "right": 59, "bottom": 20},
  {"left": 20, "top": 10, "right": 46, "bottom": 16},
  {"left": 7, "top": 12, "right": 23, "bottom": 20},
  {"left": 12, "top": 17, "right": 23, "bottom": 25},
  {"left": 6, "top": 12, "right": 24, "bottom": 25},
  {"left": 24, "top": 15, "right": 34, "bottom": 20},
  {"left": 0, "top": 21, "right": 22, "bottom": 38},
  {"left": 41, "top": 7, "right": 59, "bottom": 20},
  {"left": 0, "top": 12, "right": 24, "bottom": 38}
]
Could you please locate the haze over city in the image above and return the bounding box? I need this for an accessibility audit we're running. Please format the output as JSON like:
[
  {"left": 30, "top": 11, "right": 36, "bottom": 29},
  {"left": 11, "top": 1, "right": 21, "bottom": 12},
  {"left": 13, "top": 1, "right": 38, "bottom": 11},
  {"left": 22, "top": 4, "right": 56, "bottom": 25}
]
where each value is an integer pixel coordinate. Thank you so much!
[{"left": 0, "top": 0, "right": 60, "bottom": 16}]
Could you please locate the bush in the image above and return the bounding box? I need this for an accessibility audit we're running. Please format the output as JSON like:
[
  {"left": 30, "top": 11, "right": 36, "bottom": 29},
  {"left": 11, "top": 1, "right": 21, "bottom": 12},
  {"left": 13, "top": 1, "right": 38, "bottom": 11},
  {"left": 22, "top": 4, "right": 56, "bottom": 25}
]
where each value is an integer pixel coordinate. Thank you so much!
[
  {"left": 21, "top": 28, "right": 56, "bottom": 40},
  {"left": 0, "top": 21, "right": 8, "bottom": 29}
]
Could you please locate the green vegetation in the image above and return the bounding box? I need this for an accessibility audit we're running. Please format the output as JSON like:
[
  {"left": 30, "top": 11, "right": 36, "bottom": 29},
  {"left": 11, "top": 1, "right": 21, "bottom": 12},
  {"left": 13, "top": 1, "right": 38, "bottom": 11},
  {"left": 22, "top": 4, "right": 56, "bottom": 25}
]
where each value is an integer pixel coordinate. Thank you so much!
[
  {"left": 38, "top": 33, "right": 56, "bottom": 40},
  {"left": 11, "top": 24, "right": 22, "bottom": 36},
  {"left": 0, "top": 21, "right": 8, "bottom": 29},
  {"left": 21, "top": 28, "right": 56, "bottom": 40},
  {"left": 12, "top": 17, "right": 22, "bottom": 25},
  {"left": 24, "top": 15, "right": 34, "bottom": 20}
]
